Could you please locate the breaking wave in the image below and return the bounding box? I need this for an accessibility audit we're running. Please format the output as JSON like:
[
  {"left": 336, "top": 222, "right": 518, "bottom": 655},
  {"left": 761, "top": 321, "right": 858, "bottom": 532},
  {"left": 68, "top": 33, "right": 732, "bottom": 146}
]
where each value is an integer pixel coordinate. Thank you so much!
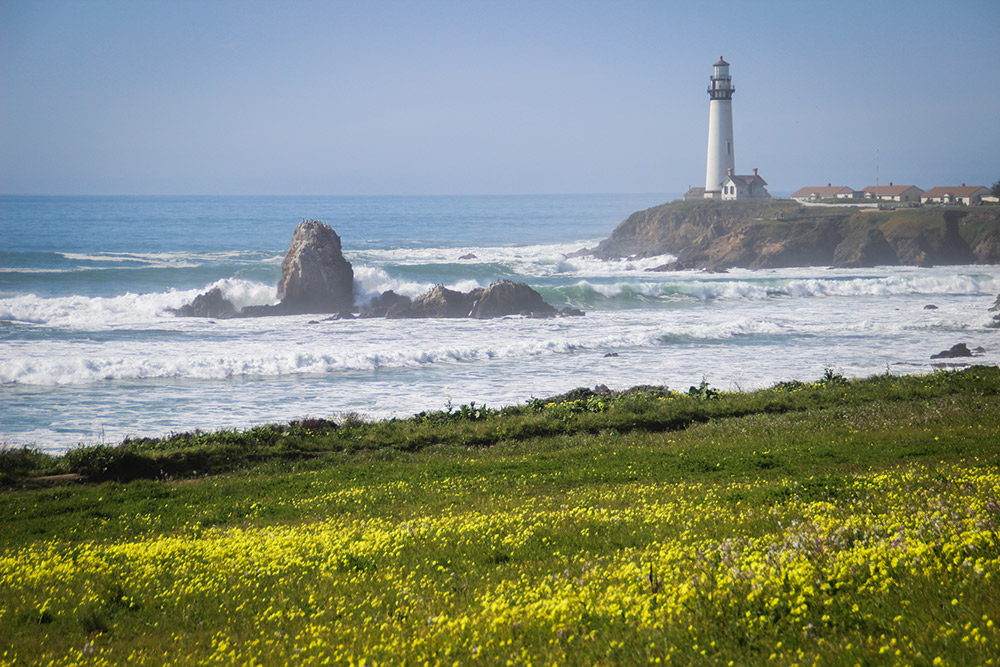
[{"left": 0, "top": 278, "right": 276, "bottom": 327}]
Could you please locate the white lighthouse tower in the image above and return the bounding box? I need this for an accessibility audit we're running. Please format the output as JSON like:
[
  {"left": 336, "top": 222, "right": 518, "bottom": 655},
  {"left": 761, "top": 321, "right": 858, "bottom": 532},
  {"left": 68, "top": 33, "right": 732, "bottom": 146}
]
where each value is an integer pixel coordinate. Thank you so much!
[{"left": 704, "top": 57, "right": 736, "bottom": 199}]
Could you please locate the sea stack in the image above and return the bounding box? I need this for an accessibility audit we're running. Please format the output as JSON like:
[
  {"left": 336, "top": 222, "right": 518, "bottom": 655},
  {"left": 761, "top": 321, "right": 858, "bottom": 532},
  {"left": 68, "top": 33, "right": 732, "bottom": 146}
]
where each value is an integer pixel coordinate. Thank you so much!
[{"left": 274, "top": 219, "right": 355, "bottom": 314}]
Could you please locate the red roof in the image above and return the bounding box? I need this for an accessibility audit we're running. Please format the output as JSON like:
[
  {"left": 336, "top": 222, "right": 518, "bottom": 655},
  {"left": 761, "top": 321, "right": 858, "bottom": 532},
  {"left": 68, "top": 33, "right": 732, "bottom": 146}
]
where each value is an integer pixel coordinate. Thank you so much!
[
  {"left": 791, "top": 185, "right": 855, "bottom": 197},
  {"left": 922, "top": 185, "right": 989, "bottom": 198}
]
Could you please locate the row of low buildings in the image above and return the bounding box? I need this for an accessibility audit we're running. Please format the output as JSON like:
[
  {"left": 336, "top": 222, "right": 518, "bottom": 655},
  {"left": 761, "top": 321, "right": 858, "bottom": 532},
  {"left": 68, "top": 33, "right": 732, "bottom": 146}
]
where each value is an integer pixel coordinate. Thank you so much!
[{"left": 791, "top": 183, "right": 995, "bottom": 206}]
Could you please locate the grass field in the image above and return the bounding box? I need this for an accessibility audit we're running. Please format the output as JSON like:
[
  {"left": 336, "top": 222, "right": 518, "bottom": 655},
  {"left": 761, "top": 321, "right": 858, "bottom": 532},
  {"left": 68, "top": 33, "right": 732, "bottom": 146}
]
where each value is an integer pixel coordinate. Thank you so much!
[{"left": 1, "top": 367, "right": 998, "bottom": 665}]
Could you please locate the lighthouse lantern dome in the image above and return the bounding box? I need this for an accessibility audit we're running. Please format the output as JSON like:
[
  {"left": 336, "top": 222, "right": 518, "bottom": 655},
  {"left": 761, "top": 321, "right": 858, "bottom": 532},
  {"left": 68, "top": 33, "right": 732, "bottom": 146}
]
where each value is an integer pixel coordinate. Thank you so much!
[{"left": 713, "top": 57, "right": 730, "bottom": 79}]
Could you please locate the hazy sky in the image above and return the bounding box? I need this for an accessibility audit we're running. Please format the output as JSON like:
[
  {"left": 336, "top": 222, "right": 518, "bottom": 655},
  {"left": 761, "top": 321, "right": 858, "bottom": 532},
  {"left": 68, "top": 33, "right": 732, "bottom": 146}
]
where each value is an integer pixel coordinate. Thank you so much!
[{"left": 2, "top": 0, "right": 997, "bottom": 195}]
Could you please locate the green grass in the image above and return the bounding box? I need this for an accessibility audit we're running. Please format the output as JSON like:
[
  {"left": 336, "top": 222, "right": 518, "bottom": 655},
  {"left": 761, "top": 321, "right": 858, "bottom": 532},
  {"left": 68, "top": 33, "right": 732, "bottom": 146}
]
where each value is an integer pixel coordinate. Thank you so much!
[
  {"left": 6, "top": 366, "right": 997, "bottom": 488},
  {"left": 1, "top": 366, "right": 998, "bottom": 665}
]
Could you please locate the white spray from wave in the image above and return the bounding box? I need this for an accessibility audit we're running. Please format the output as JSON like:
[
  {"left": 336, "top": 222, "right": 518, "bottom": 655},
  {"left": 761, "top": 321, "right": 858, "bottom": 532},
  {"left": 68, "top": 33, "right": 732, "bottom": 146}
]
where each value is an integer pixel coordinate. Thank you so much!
[
  {"left": 555, "top": 271, "right": 1000, "bottom": 304},
  {"left": 0, "top": 278, "right": 276, "bottom": 327}
]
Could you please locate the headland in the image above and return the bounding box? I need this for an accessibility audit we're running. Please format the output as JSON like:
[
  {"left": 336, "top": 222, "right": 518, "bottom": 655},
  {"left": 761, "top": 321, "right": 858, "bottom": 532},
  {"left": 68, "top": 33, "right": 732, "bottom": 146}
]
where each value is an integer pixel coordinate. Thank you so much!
[{"left": 588, "top": 199, "right": 1000, "bottom": 270}]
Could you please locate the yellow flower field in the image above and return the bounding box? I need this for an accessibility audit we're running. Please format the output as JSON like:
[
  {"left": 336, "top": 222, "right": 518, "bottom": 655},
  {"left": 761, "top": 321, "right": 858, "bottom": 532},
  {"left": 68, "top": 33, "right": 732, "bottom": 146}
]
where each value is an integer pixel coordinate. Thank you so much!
[{"left": 3, "top": 461, "right": 998, "bottom": 666}]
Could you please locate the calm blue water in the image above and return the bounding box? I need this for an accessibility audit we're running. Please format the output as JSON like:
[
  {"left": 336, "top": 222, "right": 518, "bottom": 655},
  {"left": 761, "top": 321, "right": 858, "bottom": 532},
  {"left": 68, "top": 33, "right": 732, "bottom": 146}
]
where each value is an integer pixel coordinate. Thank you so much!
[{"left": 2, "top": 194, "right": 998, "bottom": 451}]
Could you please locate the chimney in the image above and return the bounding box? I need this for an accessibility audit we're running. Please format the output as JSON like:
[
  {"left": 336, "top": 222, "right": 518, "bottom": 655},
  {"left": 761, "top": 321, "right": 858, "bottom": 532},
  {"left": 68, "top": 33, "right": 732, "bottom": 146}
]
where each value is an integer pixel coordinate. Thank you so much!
[
  {"left": 827, "top": 182, "right": 831, "bottom": 187},
  {"left": 889, "top": 182, "right": 893, "bottom": 186},
  {"left": 753, "top": 168, "right": 758, "bottom": 176},
  {"left": 962, "top": 182, "right": 966, "bottom": 187},
  {"left": 727, "top": 167, "right": 733, "bottom": 176}
]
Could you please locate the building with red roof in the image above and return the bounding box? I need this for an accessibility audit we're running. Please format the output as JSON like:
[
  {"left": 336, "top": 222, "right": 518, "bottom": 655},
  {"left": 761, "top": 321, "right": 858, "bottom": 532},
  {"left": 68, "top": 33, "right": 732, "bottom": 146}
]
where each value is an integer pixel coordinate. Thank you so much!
[
  {"left": 920, "top": 184, "right": 991, "bottom": 206},
  {"left": 860, "top": 183, "right": 924, "bottom": 203}
]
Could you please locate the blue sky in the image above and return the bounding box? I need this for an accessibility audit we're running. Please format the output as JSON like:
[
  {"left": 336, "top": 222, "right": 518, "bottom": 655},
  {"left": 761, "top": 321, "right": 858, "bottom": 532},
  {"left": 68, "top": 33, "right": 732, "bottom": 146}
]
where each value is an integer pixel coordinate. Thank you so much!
[{"left": 2, "top": 0, "right": 997, "bottom": 195}]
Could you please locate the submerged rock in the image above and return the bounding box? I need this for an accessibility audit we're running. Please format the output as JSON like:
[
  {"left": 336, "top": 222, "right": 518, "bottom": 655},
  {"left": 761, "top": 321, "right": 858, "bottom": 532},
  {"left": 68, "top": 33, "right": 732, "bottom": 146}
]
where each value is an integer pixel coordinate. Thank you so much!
[
  {"left": 388, "top": 285, "right": 478, "bottom": 318},
  {"left": 930, "top": 343, "right": 973, "bottom": 359},
  {"left": 168, "top": 287, "right": 238, "bottom": 319},
  {"left": 382, "top": 280, "right": 567, "bottom": 319},
  {"left": 360, "top": 290, "right": 413, "bottom": 318},
  {"left": 470, "top": 280, "right": 557, "bottom": 319}
]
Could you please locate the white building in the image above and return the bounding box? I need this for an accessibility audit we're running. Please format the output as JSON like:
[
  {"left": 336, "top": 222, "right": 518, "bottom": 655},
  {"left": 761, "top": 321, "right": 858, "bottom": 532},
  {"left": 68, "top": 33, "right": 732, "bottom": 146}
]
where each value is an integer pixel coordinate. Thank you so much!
[
  {"left": 921, "top": 185, "right": 991, "bottom": 206},
  {"left": 722, "top": 168, "right": 769, "bottom": 200},
  {"left": 861, "top": 183, "right": 924, "bottom": 203},
  {"left": 790, "top": 185, "right": 859, "bottom": 201},
  {"left": 704, "top": 57, "right": 736, "bottom": 199}
]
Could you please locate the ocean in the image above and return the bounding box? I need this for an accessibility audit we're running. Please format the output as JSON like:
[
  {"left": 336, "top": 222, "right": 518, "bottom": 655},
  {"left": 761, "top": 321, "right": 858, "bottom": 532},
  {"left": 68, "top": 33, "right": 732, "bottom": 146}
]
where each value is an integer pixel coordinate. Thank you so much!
[{"left": 2, "top": 194, "right": 998, "bottom": 452}]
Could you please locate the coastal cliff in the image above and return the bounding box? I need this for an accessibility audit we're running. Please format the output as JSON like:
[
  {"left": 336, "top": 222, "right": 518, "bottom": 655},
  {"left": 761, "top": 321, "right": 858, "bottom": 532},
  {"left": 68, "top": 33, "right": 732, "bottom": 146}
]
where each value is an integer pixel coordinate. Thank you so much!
[{"left": 590, "top": 200, "right": 1000, "bottom": 270}]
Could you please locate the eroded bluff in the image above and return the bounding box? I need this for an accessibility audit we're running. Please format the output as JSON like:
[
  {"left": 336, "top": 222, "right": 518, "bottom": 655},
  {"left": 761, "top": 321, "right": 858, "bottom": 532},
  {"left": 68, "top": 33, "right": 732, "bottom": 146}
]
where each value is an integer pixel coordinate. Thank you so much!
[{"left": 588, "top": 200, "right": 1000, "bottom": 270}]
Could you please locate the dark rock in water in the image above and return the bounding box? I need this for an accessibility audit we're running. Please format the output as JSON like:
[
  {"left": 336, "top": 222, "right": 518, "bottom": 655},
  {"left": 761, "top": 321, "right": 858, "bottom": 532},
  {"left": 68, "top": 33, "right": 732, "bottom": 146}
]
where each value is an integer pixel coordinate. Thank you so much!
[
  {"left": 237, "top": 220, "right": 356, "bottom": 317},
  {"left": 388, "top": 285, "right": 477, "bottom": 318},
  {"left": 924, "top": 304, "right": 938, "bottom": 310},
  {"left": 930, "top": 343, "right": 973, "bottom": 359},
  {"left": 990, "top": 294, "right": 1000, "bottom": 312},
  {"left": 458, "top": 253, "right": 478, "bottom": 260},
  {"left": 274, "top": 219, "right": 354, "bottom": 315},
  {"left": 559, "top": 307, "right": 586, "bottom": 317},
  {"left": 384, "top": 281, "right": 560, "bottom": 319},
  {"left": 470, "top": 280, "right": 557, "bottom": 319},
  {"left": 172, "top": 220, "right": 355, "bottom": 318},
  {"left": 974, "top": 346, "right": 987, "bottom": 354},
  {"left": 361, "top": 290, "right": 413, "bottom": 318},
  {"left": 603, "top": 352, "right": 619, "bottom": 358},
  {"left": 168, "top": 287, "right": 237, "bottom": 319}
]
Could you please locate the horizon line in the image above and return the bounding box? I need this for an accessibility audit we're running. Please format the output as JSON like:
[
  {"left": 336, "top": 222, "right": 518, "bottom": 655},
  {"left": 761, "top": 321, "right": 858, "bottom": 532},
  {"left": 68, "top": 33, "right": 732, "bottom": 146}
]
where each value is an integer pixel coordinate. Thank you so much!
[{"left": 0, "top": 191, "right": 683, "bottom": 198}]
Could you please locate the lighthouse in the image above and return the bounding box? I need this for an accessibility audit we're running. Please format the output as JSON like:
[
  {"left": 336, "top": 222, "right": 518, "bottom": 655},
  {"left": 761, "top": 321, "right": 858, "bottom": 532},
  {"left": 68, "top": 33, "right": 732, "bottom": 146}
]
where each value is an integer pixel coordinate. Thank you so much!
[{"left": 704, "top": 57, "right": 735, "bottom": 198}]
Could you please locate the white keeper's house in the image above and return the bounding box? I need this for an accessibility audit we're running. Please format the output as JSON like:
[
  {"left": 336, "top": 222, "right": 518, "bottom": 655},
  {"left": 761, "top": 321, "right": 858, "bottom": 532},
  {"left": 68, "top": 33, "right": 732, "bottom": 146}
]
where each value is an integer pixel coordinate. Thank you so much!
[
  {"left": 790, "top": 185, "right": 860, "bottom": 202},
  {"left": 861, "top": 183, "right": 924, "bottom": 203},
  {"left": 721, "top": 168, "right": 769, "bottom": 201},
  {"left": 920, "top": 185, "right": 991, "bottom": 206}
]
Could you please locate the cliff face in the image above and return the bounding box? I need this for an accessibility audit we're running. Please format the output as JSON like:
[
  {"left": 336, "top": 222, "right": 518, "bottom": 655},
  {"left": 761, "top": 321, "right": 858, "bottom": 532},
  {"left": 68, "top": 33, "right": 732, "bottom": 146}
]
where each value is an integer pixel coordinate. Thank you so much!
[{"left": 591, "top": 200, "right": 1000, "bottom": 270}]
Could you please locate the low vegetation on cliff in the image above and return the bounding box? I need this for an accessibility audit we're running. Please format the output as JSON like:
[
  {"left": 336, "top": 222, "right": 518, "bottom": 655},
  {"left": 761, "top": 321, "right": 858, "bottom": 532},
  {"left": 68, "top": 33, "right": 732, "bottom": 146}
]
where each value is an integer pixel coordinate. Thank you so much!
[
  {"left": 591, "top": 199, "right": 1000, "bottom": 270},
  {"left": 2, "top": 367, "right": 999, "bottom": 665}
]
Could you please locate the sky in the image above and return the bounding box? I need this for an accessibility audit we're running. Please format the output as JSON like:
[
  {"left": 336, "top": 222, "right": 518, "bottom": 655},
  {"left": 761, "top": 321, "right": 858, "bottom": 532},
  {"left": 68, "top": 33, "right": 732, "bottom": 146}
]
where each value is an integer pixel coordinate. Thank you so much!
[{"left": 1, "top": 0, "right": 998, "bottom": 196}]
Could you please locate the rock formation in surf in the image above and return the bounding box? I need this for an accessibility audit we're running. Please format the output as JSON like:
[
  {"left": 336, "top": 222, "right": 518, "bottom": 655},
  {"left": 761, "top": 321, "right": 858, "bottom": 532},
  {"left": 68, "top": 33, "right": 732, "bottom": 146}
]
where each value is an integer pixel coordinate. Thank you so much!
[
  {"left": 169, "top": 222, "right": 578, "bottom": 320},
  {"left": 378, "top": 280, "right": 564, "bottom": 319},
  {"left": 243, "top": 219, "right": 355, "bottom": 316},
  {"left": 359, "top": 290, "right": 413, "bottom": 318},
  {"left": 168, "top": 287, "right": 238, "bottom": 319},
  {"left": 930, "top": 343, "right": 973, "bottom": 359},
  {"left": 386, "top": 285, "right": 475, "bottom": 318},
  {"left": 470, "top": 279, "right": 557, "bottom": 318},
  {"left": 278, "top": 220, "right": 355, "bottom": 313}
]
